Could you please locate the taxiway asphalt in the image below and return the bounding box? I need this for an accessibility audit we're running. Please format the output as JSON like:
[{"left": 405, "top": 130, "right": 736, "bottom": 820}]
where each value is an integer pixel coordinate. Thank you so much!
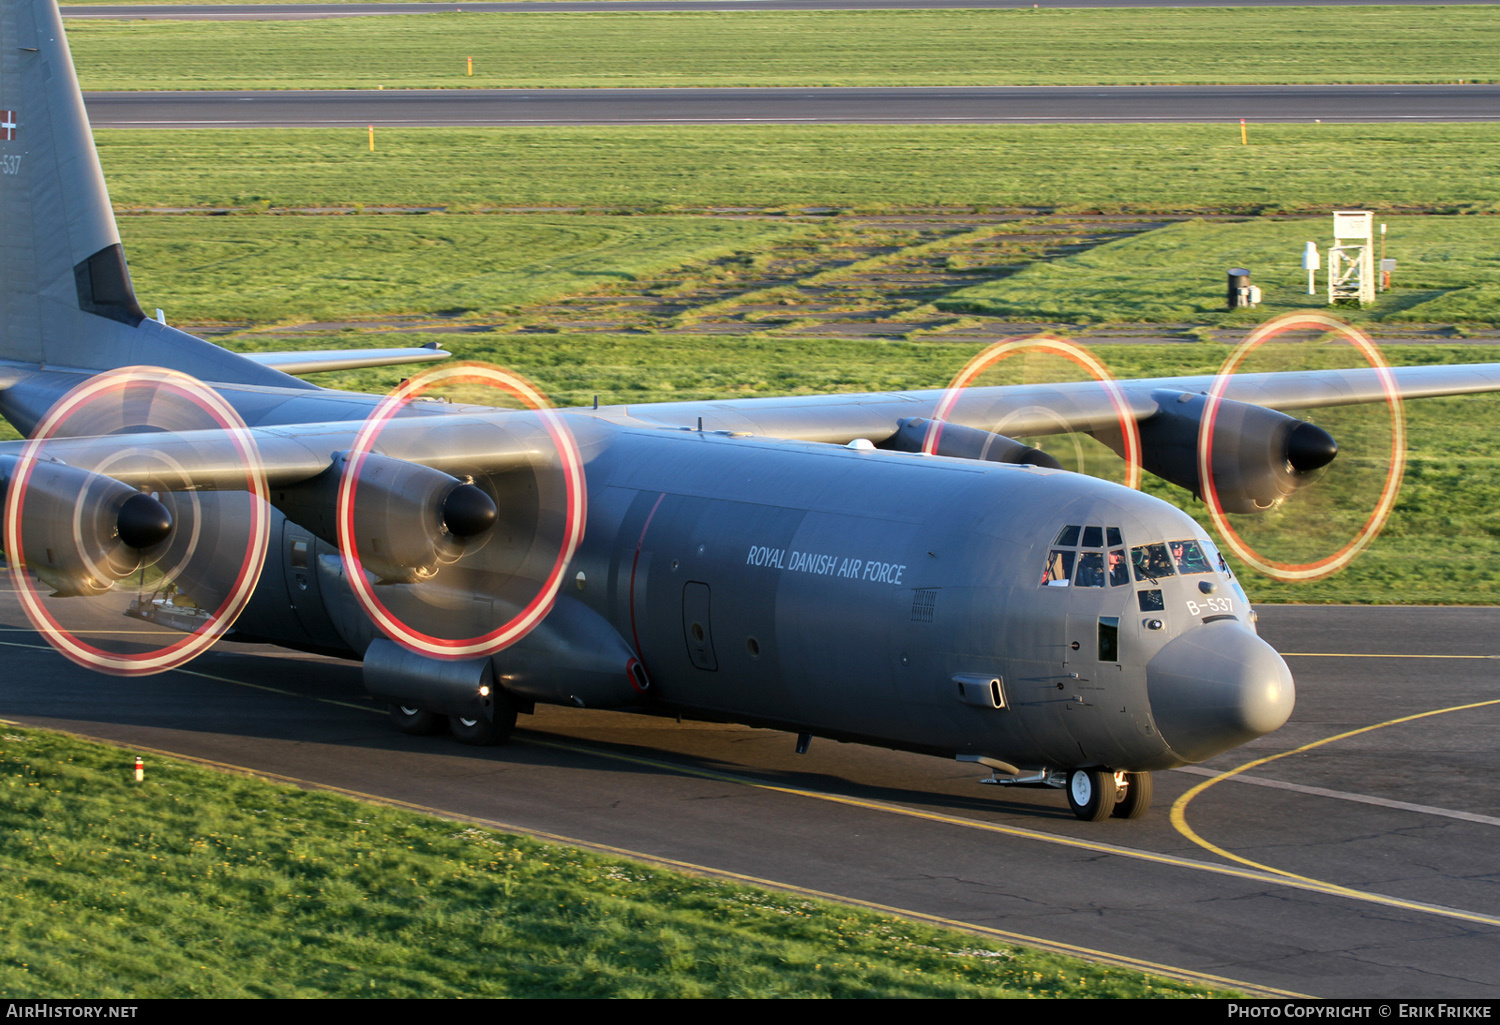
[
  {"left": 82, "top": 84, "right": 1500, "bottom": 126},
  {"left": 2, "top": 599, "right": 1497, "bottom": 998}
]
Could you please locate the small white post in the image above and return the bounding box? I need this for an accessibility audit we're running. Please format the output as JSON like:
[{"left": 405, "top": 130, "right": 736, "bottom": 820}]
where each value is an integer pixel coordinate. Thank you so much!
[{"left": 1302, "top": 241, "right": 1320, "bottom": 296}]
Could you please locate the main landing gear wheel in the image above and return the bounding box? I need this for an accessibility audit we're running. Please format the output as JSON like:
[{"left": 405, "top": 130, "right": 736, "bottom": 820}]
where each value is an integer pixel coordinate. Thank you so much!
[
  {"left": 389, "top": 704, "right": 447, "bottom": 736},
  {"left": 449, "top": 696, "right": 518, "bottom": 747},
  {"left": 1111, "top": 771, "right": 1154, "bottom": 819},
  {"left": 1066, "top": 768, "right": 1118, "bottom": 822}
]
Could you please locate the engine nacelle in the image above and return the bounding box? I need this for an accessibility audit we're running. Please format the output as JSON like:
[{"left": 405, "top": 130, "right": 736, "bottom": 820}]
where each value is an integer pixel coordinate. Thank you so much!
[
  {"left": 1126, "top": 390, "right": 1338, "bottom": 514},
  {"left": 884, "top": 418, "right": 1065, "bottom": 469},
  {"left": 0, "top": 455, "right": 173, "bottom": 597},
  {"left": 272, "top": 451, "right": 496, "bottom": 584}
]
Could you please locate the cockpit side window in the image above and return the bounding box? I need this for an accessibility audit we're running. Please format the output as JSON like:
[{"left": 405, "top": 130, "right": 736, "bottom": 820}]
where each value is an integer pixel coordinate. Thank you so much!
[
  {"left": 1042, "top": 550, "right": 1075, "bottom": 586},
  {"left": 1201, "top": 537, "right": 1251, "bottom": 605}
]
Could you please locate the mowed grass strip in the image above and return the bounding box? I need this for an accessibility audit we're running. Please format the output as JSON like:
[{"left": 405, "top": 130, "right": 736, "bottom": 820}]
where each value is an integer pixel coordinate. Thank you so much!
[
  {"left": 94, "top": 124, "right": 1500, "bottom": 214},
  {"left": 940, "top": 216, "right": 1500, "bottom": 325},
  {"left": 115, "top": 213, "right": 814, "bottom": 324},
  {"left": 0, "top": 727, "right": 1226, "bottom": 998},
  {"left": 65, "top": 9, "right": 1500, "bottom": 90}
]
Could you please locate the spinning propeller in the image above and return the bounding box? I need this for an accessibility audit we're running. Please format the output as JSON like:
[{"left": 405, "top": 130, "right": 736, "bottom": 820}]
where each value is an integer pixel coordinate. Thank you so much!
[
  {"left": 893, "top": 336, "right": 1143, "bottom": 488},
  {"left": 2, "top": 367, "right": 270, "bottom": 675},
  {"left": 911, "top": 319, "right": 1405, "bottom": 584},
  {"left": 334, "top": 362, "right": 586, "bottom": 660},
  {"left": 2, "top": 362, "right": 587, "bottom": 674},
  {"left": 1195, "top": 313, "right": 1405, "bottom": 583}
]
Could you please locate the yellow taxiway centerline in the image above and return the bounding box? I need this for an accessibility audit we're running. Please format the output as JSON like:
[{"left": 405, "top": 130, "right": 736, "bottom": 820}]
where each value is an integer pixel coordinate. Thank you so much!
[{"left": 1171, "top": 697, "right": 1500, "bottom": 930}]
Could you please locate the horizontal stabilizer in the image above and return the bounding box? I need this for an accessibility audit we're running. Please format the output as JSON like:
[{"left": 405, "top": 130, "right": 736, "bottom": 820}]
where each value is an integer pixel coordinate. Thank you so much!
[{"left": 242, "top": 346, "right": 452, "bottom": 376}]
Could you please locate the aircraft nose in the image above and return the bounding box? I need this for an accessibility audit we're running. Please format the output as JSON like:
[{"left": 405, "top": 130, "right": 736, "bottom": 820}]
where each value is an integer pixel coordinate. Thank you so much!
[{"left": 1146, "top": 621, "right": 1295, "bottom": 763}]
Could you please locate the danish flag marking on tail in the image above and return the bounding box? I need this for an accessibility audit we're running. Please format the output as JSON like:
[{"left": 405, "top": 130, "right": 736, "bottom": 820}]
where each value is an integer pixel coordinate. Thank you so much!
[{"left": 1, "top": 111, "right": 16, "bottom": 141}]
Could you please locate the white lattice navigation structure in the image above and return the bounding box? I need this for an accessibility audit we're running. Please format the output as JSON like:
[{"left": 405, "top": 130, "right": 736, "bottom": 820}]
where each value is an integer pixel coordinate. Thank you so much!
[{"left": 1328, "top": 210, "right": 1375, "bottom": 306}]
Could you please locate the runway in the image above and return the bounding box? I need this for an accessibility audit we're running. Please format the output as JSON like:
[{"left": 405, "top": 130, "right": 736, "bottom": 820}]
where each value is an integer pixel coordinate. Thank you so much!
[
  {"left": 83, "top": 84, "right": 1500, "bottom": 127},
  {"left": 60, "top": 0, "right": 1500, "bottom": 19},
  {"left": 2, "top": 598, "right": 1496, "bottom": 997}
]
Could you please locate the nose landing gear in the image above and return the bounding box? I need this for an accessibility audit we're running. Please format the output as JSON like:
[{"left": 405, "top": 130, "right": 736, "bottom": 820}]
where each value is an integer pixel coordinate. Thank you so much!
[{"left": 1065, "top": 768, "right": 1153, "bottom": 821}]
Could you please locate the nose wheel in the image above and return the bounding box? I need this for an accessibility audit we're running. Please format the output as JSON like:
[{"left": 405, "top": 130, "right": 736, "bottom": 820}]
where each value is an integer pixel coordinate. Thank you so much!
[{"left": 1065, "top": 768, "right": 1153, "bottom": 821}]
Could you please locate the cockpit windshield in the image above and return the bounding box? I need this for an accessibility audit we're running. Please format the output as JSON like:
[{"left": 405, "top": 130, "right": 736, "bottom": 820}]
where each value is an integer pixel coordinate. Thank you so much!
[
  {"left": 1131, "top": 543, "right": 1175, "bottom": 582},
  {"left": 1133, "top": 538, "right": 1217, "bottom": 580},
  {"left": 1170, "top": 540, "right": 1213, "bottom": 575}
]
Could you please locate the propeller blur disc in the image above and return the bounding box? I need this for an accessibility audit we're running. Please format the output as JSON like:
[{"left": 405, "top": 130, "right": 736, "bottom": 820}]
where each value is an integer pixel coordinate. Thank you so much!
[
  {"left": 926, "top": 336, "right": 1142, "bottom": 488},
  {"left": 3, "top": 367, "right": 270, "bottom": 675},
  {"left": 1198, "top": 313, "right": 1406, "bottom": 583},
  {"left": 337, "top": 362, "right": 586, "bottom": 660}
]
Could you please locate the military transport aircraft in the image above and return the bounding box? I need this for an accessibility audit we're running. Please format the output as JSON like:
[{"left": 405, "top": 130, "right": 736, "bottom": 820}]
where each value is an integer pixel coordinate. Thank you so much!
[{"left": 4, "top": 0, "right": 1498, "bottom": 822}]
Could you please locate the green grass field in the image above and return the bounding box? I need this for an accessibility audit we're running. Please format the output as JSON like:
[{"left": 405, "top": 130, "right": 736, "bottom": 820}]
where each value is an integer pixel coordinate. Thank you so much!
[
  {"left": 113, "top": 211, "right": 1500, "bottom": 327},
  {"left": 64, "top": 9, "right": 1500, "bottom": 90},
  {"left": 0, "top": 727, "right": 1226, "bottom": 998},
  {"left": 941, "top": 216, "right": 1500, "bottom": 325},
  {"left": 116, "top": 213, "right": 813, "bottom": 324},
  {"left": 94, "top": 124, "right": 1500, "bottom": 214}
]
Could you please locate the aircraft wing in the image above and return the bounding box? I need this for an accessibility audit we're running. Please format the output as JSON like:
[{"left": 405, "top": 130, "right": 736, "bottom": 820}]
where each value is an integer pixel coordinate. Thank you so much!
[
  {"left": 609, "top": 362, "right": 1500, "bottom": 444},
  {"left": 0, "top": 408, "right": 563, "bottom": 491},
  {"left": 5, "top": 359, "right": 1500, "bottom": 497}
]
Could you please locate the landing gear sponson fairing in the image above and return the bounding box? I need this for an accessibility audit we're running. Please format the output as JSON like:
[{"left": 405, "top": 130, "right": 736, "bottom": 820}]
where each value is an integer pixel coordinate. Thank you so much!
[{"left": 4, "top": 0, "right": 1500, "bottom": 821}]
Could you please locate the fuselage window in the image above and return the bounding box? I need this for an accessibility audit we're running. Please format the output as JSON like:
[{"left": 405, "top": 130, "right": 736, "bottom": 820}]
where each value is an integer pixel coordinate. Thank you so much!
[
  {"left": 1170, "top": 540, "right": 1213, "bottom": 575},
  {"left": 1108, "top": 549, "right": 1130, "bottom": 586},
  {"left": 1075, "top": 551, "right": 1105, "bottom": 587},
  {"left": 1138, "top": 589, "right": 1165, "bottom": 612},
  {"left": 1132, "top": 543, "right": 1175, "bottom": 582},
  {"left": 1043, "top": 550, "right": 1075, "bottom": 586}
]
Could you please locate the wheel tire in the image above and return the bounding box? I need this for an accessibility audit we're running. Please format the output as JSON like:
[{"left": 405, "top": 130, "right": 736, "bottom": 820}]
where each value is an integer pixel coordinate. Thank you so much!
[
  {"left": 449, "top": 697, "right": 518, "bottom": 747},
  {"left": 389, "top": 703, "right": 447, "bottom": 736},
  {"left": 1112, "top": 771, "right": 1154, "bottom": 820},
  {"left": 1065, "top": 768, "right": 1117, "bottom": 822}
]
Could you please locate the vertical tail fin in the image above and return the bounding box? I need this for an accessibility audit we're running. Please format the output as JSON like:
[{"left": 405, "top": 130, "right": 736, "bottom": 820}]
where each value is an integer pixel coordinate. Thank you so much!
[
  {"left": 0, "top": 0, "right": 301, "bottom": 408},
  {"left": 1, "top": 0, "right": 146, "bottom": 368}
]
